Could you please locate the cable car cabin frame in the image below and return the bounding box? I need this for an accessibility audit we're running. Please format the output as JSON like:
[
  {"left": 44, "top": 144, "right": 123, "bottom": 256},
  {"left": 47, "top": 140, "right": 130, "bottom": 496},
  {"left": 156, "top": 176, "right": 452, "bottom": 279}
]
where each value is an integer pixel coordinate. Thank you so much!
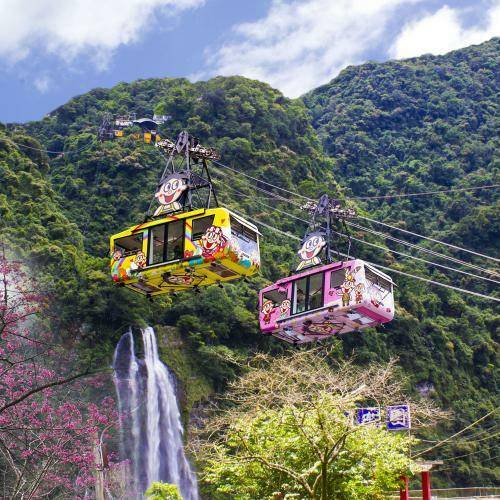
[
  {"left": 110, "top": 207, "right": 260, "bottom": 296},
  {"left": 259, "top": 259, "right": 394, "bottom": 344}
]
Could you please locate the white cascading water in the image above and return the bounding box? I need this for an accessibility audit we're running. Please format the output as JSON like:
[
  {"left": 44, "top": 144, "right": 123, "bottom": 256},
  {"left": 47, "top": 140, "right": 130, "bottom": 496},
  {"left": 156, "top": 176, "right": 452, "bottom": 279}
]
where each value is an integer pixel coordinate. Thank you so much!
[{"left": 113, "top": 327, "right": 199, "bottom": 499}]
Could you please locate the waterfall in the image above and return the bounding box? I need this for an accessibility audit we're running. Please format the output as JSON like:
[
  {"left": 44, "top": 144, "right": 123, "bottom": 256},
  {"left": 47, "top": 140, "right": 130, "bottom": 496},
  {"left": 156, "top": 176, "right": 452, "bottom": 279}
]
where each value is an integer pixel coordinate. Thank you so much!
[{"left": 113, "top": 327, "right": 199, "bottom": 499}]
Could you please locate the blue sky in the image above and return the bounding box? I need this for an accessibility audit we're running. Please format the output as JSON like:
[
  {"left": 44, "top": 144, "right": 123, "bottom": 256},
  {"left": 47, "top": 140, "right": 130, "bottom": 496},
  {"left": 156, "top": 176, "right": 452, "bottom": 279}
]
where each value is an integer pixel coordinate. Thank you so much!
[{"left": 0, "top": 0, "right": 498, "bottom": 123}]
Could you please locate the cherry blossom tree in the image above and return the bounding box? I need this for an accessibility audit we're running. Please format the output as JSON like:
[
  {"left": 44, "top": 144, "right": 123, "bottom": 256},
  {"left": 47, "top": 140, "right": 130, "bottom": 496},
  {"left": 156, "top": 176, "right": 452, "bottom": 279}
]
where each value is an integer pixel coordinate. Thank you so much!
[{"left": 0, "top": 246, "right": 118, "bottom": 498}]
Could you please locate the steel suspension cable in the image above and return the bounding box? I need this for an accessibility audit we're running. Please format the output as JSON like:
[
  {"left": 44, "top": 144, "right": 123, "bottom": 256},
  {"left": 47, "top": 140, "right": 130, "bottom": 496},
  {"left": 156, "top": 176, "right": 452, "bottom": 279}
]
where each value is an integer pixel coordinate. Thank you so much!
[
  {"left": 222, "top": 194, "right": 500, "bottom": 302},
  {"left": 359, "top": 215, "right": 500, "bottom": 263},
  {"left": 212, "top": 159, "right": 311, "bottom": 201},
  {"left": 12, "top": 138, "right": 96, "bottom": 156},
  {"left": 355, "top": 184, "right": 500, "bottom": 200},
  {"left": 213, "top": 159, "right": 499, "bottom": 265},
  {"left": 413, "top": 408, "right": 498, "bottom": 458},
  {"left": 214, "top": 176, "right": 500, "bottom": 286},
  {"left": 331, "top": 230, "right": 500, "bottom": 286},
  {"left": 347, "top": 221, "right": 499, "bottom": 278},
  {"left": 217, "top": 171, "right": 500, "bottom": 283}
]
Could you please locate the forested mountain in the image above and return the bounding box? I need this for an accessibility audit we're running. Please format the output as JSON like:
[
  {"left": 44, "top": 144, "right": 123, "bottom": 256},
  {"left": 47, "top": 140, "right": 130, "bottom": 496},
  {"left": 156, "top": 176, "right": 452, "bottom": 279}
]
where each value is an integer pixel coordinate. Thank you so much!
[
  {"left": 303, "top": 38, "right": 499, "bottom": 485},
  {"left": 1, "top": 39, "right": 498, "bottom": 488}
]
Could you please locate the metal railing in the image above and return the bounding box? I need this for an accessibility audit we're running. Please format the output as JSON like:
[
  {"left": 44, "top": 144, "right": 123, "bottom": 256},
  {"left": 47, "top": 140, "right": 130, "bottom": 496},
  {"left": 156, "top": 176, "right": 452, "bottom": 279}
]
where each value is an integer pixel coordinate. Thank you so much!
[{"left": 386, "top": 486, "right": 500, "bottom": 499}]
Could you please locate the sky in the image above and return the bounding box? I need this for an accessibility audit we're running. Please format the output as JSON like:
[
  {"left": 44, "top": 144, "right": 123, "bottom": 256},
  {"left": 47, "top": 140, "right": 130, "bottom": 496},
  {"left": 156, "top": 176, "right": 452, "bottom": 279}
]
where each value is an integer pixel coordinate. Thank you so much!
[{"left": 0, "top": 0, "right": 498, "bottom": 123}]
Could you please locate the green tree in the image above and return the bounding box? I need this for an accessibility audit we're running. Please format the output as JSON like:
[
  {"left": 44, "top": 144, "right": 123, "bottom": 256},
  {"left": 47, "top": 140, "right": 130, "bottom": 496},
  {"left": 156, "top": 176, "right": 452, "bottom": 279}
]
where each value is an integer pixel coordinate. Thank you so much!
[
  {"left": 145, "top": 481, "right": 182, "bottom": 500},
  {"left": 194, "top": 351, "right": 445, "bottom": 499}
]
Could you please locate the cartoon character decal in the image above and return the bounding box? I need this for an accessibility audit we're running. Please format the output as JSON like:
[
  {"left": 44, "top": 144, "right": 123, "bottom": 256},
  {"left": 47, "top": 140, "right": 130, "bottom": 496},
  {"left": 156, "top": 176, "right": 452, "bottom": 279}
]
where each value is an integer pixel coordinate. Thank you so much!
[
  {"left": 112, "top": 249, "right": 123, "bottom": 262},
  {"left": 370, "top": 287, "right": 384, "bottom": 308},
  {"left": 201, "top": 226, "right": 227, "bottom": 258},
  {"left": 279, "top": 299, "right": 291, "bottom": 319},
  {"left": 296, "top": 232, "right": 326, "bottom": 271},
  {"left": 354, "top": 283, "right": 365, "bottom": 304},
  {"left": 111, "top": 243, "right": 147, "bottom": 283},
  {"left": 340, "top": 266, "right": 361, "bottom": 307},
  {"left": 135, "top": 251, "right": 147, "bottom": 268},
  {"left": 302, "top": 320, "right": 340, "bottom": 337},
  {"left": 153, "top": 173, "right": 188, "bottom": 216},
  {"left": 261, "top": 299, "right": 274, "bottom": 324},
  {"left": 165, "top": 274, "right": 194, "bottom": 286}
]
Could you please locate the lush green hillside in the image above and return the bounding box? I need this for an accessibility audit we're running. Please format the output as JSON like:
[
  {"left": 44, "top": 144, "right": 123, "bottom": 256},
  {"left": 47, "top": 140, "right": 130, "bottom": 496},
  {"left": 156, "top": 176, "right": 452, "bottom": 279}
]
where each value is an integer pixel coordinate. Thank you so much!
[
  {"left": 1, "top": 41, "right": 497, "bottom": 487},
  {"left": 304, "top": 39, "right": 499, "bottom": 485}
]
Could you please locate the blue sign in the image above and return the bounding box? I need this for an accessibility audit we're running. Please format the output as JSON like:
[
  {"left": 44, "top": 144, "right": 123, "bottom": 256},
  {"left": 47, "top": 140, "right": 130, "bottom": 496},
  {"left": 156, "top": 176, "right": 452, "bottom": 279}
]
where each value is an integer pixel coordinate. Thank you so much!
[
  {"left": 386, "top": 405, "right": 411, "bottom": 431},
  {"left": 356, "top": 407, "right": 381, "bottom": 425}
]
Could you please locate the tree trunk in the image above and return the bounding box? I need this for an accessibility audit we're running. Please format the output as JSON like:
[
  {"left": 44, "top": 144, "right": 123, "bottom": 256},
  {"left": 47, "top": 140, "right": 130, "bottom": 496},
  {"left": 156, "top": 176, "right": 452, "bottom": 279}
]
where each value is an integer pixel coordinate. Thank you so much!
[
  {"left": 321, "top": 459, "right": 328, "bottom": 500},
  {"left": 93, "top": 433, "right": 105, "bottom": 500}
]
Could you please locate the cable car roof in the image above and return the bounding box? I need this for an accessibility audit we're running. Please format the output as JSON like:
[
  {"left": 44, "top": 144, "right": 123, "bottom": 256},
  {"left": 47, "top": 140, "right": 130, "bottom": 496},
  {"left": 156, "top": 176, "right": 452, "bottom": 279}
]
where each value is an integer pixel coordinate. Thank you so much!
[
  {"left": 132, "top": 118, "right": 159, "bottom": 129},
  {"left": 110, "top": 207, "right": 260, "bottom": 240}
]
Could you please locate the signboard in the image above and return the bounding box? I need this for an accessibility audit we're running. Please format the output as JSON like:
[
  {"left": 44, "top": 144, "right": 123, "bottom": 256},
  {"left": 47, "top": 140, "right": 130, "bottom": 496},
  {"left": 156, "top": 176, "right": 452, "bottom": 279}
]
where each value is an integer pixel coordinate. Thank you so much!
[
  {"left": 386, "top": 404, "right": 411, "bottom": 431},
  {"left": 356, "top": 407, "right": 381, "bottom": 425}
]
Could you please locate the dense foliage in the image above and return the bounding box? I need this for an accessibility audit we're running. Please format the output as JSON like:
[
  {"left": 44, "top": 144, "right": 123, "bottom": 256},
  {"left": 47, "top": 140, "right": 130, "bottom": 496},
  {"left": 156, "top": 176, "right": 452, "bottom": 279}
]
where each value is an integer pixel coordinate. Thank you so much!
[
  {"left": 0, "top": 250, "right": 119, "bottom": 497},
  {"left": 0, "top": 39, "right": 497, "bottom": 488},
  {"left": 194, "top": 352, "right": 437, "bottom": 499},
  {"left": 303, "top": 38, "right": 499, "bottom": 485}
]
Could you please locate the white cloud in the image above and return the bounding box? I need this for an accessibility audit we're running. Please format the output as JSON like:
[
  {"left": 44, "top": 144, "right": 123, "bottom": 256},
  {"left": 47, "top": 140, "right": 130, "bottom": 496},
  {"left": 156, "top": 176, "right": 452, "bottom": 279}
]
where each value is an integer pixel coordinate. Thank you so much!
[
  {"left": 34, "top": 74, "right": 51, "bottom": 93},
  {"left": 0, "top": 0, "right": 204, "bottom": 69},
  {"left": 201, "top": 0, "right": 420, "bottom": 97},
  {"left": 390, "top": 2, "right": 500, "bottom": 59}
]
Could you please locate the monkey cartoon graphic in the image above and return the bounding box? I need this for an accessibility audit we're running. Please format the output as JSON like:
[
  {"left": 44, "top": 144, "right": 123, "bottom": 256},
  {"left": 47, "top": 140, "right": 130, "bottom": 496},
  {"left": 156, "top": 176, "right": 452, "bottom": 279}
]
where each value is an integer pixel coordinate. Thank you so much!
[
  {"left": 153, "top": 173, "right": 188, "bottom": 216},
  {"left": 279, "top": 299, "right": 291, "bottom": 319},
  {"left": 340, "top": 266, "right": 361, "bottom": 307},
  {"left": 261, "top": 300, "right": 274, "bottom": 324},
  {"left": 201, "top": 226, "right": 227, "bottom": 258},
  {"left": 354, "top": 283, "right": 365, "bottom": 304},
  {"left": 296, "top": 232, "right": 326, "bottom": 271},
  {"left": 134, "top": 251, "right": 147, "bottom": 268}
]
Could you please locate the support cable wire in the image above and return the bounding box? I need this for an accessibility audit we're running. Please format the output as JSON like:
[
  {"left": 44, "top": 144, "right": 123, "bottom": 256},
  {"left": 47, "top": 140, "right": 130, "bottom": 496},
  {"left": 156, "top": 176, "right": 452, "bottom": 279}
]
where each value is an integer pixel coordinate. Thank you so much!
[
  {"left": 438, "top": 454, "right": 500, "bottom": 472},
  {"left": 438, "top": 442, "right": 500, "bottom": 462},
  {"left": 417, "top": 425, "right": 500, "bottom": 449},
  {"left": 213, "top": 159, "right": 499, "bottom": 202},
  {"left": 221, "top": 195, "right": 500, "bottom": 302},
  {"left": 359, "top": 215, "right": 500, "bottom": 263},
  {"left": 212, "top": 159, "right": 499, "bottom": 264},
  {"left": 412, "top": 408, "right": 498, "bottom": 458},
  {"left": 12, "top": 138, "right": 96, "bottom": 156},
  {"left": 346, "top": 221, "right": 499, "bottom": 278},
  {"left": 355, "top": 184, "right": 500, "bottom": 200},
  {"left": 212, "top": 159, "right": 310, "bottom": 201},
  {"left": 332, "top": 229, "right": 500, "bottom": 286},
  {"left": 213, "top": 176, "right": 500, "bottom": 286}
]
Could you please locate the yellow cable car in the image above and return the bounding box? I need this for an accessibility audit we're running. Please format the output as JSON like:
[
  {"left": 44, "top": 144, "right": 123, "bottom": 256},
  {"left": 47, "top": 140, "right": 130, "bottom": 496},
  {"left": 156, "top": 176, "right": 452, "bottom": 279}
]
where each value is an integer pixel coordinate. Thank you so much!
[{"left": 110, "top": 207, "right": 260, "bottom": 296}]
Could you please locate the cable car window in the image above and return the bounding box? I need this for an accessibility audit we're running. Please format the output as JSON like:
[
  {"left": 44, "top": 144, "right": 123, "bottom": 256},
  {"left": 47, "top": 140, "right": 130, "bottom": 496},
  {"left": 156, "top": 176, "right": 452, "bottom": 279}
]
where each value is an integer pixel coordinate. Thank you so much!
[
  {"left": 165, "top": 220, "right": 184, "bottom": 262},
  {"left": 263, "top": 288, "right": 287, "bottom": 306},
  {"left": 231, "top": 217, "right": 258, "bottom": 259},
  {"left": 192, "top": 215, "right": 215, "bottom": 241},
  {"left": 148, "top": 221, "right": 184, "bottom": 265},
  {"left": 330, "top": 269, "right": 344, "bottom": 289},
  {"left": 365, "top": 268, "right": 392, "bottom": 292},
  {"left": 294, "top": 277, "right": 308, "bottom": 314},
  {"left": 309, "top": 272, "right": 324, "bottom": 310},
  {"left": 114, "top": 234, "right": 143, "bottom": 255},
  {"left": 292, "top": 272, "right": 325, "bottom": 314},
  {"left": 149, "top": 225, "right": 165, "bottom": 265},
  {"left": 231, "top": 219, "right": 257, "bottom": 242}
]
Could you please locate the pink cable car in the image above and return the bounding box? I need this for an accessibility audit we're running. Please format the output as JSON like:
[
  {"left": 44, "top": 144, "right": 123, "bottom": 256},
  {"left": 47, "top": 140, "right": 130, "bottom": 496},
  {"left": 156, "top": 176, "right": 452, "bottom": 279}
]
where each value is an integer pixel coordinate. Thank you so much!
[{"left": 258, "top": 196, "right": 395, "bottom": 344}]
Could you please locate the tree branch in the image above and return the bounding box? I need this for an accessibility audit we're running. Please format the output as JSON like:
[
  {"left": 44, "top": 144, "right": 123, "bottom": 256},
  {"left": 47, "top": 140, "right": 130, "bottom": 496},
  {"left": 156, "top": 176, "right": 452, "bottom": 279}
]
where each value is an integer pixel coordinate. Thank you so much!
[{"left": 0, "top": 368, "right": 105, "bottom": 414}]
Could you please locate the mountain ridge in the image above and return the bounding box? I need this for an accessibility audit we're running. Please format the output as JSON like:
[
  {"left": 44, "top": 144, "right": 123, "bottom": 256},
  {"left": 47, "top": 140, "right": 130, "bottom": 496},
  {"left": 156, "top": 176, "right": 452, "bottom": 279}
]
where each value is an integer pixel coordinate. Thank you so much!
[{"left": 1, "top": 39, "right": 498, "bottom": 487}]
